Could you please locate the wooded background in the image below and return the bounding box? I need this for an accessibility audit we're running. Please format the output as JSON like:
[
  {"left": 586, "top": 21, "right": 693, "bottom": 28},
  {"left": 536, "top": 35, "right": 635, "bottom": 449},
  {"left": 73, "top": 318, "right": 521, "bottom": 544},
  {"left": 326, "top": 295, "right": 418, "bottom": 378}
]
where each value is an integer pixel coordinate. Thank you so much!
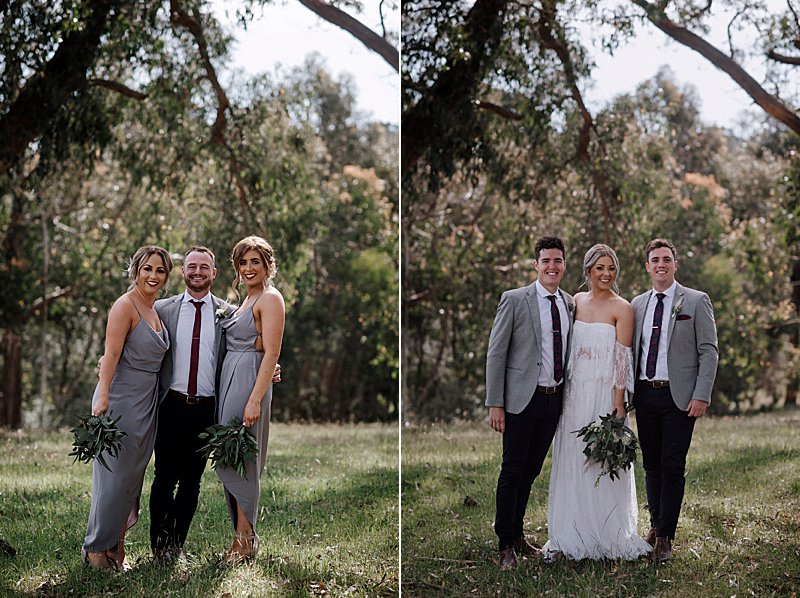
[
  {"left": 402, "top": 0, "right": 800, "bottom": 421},
  {"left": 0, "top": 0, "right": 399, "bottom": 427}
]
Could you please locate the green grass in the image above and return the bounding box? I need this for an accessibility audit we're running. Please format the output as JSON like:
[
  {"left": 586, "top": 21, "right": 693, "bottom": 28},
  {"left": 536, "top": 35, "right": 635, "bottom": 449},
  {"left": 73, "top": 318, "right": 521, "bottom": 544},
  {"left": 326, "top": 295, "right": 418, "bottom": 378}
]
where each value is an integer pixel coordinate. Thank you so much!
[
  {"left": 0, "top": 423, "right": 398, "bottom": 597},
  {"left": 401, "top": 410, "right": 800, "bottom": 597}
]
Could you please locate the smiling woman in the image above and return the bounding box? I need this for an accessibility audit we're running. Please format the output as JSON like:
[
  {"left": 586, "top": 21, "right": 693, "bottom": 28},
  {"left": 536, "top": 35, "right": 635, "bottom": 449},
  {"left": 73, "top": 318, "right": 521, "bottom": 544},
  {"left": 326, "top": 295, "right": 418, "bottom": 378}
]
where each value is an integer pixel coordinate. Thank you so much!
[
  {"left": 213, "top": 235, "right": 285, "bottom": 564},
  {"left": 82, "top": 245, "right": 173, "bottom": 570}
]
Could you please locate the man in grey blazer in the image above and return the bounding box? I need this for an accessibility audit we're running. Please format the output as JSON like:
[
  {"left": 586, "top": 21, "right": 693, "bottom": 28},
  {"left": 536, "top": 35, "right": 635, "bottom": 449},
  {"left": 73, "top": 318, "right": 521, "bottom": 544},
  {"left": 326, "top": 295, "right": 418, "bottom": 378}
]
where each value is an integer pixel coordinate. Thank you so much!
[
  {"left": 486, "top": 236, "right": 573, "bottom": 570},
  {"left": 149, "top": 246, "right": 234, "bottom": 562},
  {"left": 631, "top": 238, "right": 718, "bottom": 563}
]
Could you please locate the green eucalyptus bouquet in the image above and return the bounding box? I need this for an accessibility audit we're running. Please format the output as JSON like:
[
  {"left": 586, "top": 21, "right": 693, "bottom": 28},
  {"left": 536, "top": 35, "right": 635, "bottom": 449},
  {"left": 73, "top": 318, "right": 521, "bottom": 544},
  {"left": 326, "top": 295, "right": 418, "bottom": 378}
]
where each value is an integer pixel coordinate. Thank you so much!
[
  {"left": 574, "top": 411, "right": 639, "bottom": 486},
  {"left": 198, "top": 417, "right": 258, "bottom": 479},
  {"left": 69, "top": 412, "right": 127, "bottom": 472}
]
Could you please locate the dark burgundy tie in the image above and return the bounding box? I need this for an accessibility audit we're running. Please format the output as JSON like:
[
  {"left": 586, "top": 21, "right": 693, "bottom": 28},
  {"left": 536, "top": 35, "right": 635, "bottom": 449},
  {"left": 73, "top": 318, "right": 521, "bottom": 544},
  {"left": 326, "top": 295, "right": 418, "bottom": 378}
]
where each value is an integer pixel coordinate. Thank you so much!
[
  {"left": 187, "top": 300, "right": 203, "bottom": 397},
  {"left": 547, "top": 295, "right": 563, "bottom": 383},
  {"left": 645, "top": 293, "right": 666, "bottom": 379}
]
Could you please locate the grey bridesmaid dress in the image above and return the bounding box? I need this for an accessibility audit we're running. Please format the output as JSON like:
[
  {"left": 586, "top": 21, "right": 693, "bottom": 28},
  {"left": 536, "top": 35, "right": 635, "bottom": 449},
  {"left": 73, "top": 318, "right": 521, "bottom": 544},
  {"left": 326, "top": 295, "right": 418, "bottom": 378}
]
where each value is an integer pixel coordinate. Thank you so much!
[
  {"left": 83, "top": 316, "right": 169, "bottom": 552},
  {"left": 216, "top": 304, "right": 272, "bottom": 531}
]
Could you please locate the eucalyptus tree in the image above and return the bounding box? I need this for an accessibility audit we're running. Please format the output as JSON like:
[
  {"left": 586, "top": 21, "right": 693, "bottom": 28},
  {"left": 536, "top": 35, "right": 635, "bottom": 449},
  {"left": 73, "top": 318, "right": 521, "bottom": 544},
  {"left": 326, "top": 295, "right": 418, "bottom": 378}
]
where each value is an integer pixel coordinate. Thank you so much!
[{"left": 0, "top": 0, "right": 399, "bottom": 426}]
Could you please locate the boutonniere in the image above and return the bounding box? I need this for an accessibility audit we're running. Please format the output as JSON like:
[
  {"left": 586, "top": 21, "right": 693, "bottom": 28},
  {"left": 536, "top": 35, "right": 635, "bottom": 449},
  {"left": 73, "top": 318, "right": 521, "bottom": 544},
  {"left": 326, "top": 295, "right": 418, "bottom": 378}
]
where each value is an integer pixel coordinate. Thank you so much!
[
  {"left": 215, "top": 308, "right": 233, "bottom": 323},
  {"left": 567, "top": 299, "right": 576, "bottom": 318},
  {"left": 671, "top": 298, "right": 684, "bottom": 318}
]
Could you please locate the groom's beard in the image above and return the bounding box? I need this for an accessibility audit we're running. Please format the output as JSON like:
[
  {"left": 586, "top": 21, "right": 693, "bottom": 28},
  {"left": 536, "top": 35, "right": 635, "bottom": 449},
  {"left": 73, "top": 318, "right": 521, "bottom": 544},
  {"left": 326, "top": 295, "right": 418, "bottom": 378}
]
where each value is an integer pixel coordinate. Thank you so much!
[{"left": 185, "top": 275, "right": 212, "bottom": 293}]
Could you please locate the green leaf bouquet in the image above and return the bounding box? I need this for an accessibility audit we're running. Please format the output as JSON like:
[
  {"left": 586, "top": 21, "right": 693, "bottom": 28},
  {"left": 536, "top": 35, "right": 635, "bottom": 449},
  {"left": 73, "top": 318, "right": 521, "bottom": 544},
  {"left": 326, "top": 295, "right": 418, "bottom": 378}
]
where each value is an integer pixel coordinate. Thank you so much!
[
  {"left": 69, "top": 412, "right": 127, "bottom": 472},
  {"left": 574, "top": 412, "right": 639, "bottom": 486},
  {"left": 198, "top": 417, "right": 258, "bottom": 479}
]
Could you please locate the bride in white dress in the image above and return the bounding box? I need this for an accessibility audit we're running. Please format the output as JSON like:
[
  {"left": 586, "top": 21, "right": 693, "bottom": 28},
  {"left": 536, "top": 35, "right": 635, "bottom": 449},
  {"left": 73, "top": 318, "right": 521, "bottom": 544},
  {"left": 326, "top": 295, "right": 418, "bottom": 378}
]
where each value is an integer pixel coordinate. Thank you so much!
[{"left": 543, "top": 244, "right": 652, "bottom": 560}]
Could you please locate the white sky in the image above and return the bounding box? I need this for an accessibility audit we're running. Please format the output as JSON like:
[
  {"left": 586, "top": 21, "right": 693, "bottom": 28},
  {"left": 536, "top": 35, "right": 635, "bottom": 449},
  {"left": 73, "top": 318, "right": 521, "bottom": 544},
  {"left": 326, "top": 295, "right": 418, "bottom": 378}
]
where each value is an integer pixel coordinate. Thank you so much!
[
  {"left": 582, "top": 2, "right": 786, "bottom": 130},
  {"left": 211, "top": 0, "right": 400, "bottom": 125},
  {"left": 211, "top": 2, "right": 788, "bottom": 131}
]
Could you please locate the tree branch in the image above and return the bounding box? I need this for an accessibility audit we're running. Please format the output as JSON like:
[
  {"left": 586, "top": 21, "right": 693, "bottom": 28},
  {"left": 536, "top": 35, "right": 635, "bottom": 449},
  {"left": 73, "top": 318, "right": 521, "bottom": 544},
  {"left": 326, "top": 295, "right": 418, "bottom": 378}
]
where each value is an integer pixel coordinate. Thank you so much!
[
  {"left": 631, "top": 0, "right": 800, "bottom": 134},
  {"left": 402, "top": 0, "right": 509, "bottom": 175},
  {"left": 0, "top": 0, "right": 120, "bottom": 177},
  {"left": 169, "top": 0, "right": 260, "bottom": 234},
  {"left": 538, "top": 0, "right": 595, "bottom": 161},
  {"left": 767, "top": 49, "right": 800, "bottom": 65},
  {"left": 25, "top": 287, "right": 73, "bottom": 319},
  {"left": 297, "top": 0, "right": 398, "bottom": 72},
  {"left": 473, "top": 100, "right": 523, "bottom": 120},
  {"left": 88, "top": 78, "right": 149, "bottom": 99}
]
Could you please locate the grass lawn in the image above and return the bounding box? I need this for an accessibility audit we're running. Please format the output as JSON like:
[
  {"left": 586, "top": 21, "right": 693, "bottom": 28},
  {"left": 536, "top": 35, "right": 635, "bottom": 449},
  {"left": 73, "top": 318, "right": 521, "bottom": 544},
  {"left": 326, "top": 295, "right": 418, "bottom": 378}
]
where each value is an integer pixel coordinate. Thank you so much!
[
  {"left": 402, "top": 410, "right": 800, "bottom": 597},
  {"left": 0, "top": 423, "right": 398, "bottom": 597}
]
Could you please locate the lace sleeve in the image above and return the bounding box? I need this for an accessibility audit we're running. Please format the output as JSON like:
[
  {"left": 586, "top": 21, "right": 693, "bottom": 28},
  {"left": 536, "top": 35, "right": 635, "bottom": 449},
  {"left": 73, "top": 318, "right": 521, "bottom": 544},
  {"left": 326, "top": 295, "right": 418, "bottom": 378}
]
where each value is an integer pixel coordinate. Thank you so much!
[{"left": 613, "top": 342, "right": 634, "bottom": 393}]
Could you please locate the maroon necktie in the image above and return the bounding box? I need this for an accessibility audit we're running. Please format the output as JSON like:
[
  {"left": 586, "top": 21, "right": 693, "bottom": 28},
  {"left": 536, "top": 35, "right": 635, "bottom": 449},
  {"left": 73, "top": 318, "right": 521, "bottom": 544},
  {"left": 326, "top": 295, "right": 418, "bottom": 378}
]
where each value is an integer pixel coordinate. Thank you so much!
[
  {"left": 645, "top": 293, "right": 666, "bottom": 379},
  {"left": 187, "top": 300, "right": 203, "bottom": 397},
  {"left": 547, "top": 295, "right": 563, "bottom": 383}
]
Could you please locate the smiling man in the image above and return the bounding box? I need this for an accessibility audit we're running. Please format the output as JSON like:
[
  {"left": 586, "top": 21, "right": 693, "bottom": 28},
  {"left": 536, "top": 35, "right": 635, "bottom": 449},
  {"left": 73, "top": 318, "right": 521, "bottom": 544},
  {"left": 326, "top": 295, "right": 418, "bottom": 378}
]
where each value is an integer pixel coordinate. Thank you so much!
[
  {"left": 485, "top": 236, "right": 573, "bottom": 570},
  {"left": 149, "top": 246, "right": 233, "bottom": 563},
  {"left": 631, "top": 238, "right": 718, "bottom": 563}
]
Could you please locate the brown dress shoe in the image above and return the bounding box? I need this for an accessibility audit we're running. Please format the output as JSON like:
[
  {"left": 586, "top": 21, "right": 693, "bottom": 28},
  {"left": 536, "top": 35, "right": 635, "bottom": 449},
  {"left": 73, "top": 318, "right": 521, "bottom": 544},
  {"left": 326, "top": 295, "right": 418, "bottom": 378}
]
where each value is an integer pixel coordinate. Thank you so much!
[
  {"left": 499, "top": 547, "right": 518, "bottom": 570},
  {"left": 652, "top": 537, "right": 672, "bottom": 562},
  {"left": 514, "top": 536, "right": 541, "bottom": 556},
  {"left": 645, "top": 526, "right": 657, "bottom": 547}
]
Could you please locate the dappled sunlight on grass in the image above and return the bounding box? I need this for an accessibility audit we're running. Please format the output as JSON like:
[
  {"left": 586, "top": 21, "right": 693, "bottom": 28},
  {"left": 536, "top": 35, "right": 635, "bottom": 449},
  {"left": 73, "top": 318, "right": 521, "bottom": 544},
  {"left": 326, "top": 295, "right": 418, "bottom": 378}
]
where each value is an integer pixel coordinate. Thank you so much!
[{"left": 0, "top": 423, "right": 398, "bottom": 596}]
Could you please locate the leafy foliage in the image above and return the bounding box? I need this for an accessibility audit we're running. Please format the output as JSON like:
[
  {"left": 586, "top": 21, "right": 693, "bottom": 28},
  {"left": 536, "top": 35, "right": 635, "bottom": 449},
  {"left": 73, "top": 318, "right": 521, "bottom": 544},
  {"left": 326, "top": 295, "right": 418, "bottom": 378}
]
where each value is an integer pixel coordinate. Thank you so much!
[
  {"left": 0, "top": 3, "right": 398, "bottom": 426},
  {"left": 68, "top": 412, "right": 126, "bottom": 472},
  {"left": 198, "top": 416, "right": 258, "bottom": 479},
  {"left": 403, "top": 62, "right": 798, "bottom": 421},
  {"left": 574, "top": 412, "right": 639, "bottom": 485}
]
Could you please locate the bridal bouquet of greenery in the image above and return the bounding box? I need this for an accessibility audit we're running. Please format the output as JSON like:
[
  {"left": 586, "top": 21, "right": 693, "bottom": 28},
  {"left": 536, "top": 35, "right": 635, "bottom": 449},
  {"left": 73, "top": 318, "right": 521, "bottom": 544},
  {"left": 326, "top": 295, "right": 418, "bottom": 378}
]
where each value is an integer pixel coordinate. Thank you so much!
[
  {"left": 198, "top": 417, "right": 258, "bottom": 479},
  {"left": 574, "top": 412, "right": 639, "bottom": 486},
  {"left": 69, "top": 412, "right": 127, "bottom": 472}
]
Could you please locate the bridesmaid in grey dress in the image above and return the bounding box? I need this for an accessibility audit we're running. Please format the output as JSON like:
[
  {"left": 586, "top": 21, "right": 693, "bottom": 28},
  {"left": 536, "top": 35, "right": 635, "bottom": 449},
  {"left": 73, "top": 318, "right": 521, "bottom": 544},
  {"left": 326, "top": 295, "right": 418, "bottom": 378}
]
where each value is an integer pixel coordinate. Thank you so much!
[
  {"left": 82, "top": 246, "right": 172, "bottom": 570},
  {"left": 216, "top": 235, "right": 285, "bottom": 564}
]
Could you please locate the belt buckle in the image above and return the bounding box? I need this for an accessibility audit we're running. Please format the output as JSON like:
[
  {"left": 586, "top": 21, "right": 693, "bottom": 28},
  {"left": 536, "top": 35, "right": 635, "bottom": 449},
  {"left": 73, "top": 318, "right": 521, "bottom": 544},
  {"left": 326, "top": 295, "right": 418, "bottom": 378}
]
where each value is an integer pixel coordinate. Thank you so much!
[
  {"left": 652, "top": 380, "right": 668, "bottom": 388},
  {"left": 186, "top": 395, "right": 200, "bottom": 405},
  {"left": 545, "top": 385, "right": 557, "bottom": 395}
]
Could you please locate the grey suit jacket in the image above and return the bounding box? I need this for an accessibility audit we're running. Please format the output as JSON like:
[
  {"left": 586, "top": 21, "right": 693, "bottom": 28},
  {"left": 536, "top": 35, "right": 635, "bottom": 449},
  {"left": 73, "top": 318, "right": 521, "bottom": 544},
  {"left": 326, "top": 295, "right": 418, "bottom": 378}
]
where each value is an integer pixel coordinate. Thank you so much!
[
  {"left": 154, "top": 292, "right": 234, "bottom": 403},
  {"left": 485, "top": 282, "right": 574, "bottom": 414},
  {"left": 631, "top": 283, "right": 718, "bottom": 410}
]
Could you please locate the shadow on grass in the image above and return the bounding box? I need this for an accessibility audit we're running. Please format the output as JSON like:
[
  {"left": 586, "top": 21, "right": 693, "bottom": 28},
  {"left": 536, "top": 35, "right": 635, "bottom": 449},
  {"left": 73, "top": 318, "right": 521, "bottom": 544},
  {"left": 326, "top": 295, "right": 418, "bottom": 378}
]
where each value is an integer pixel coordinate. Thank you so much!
[{"left": 1, "top": 440, "right": 398, "bottom": 596}]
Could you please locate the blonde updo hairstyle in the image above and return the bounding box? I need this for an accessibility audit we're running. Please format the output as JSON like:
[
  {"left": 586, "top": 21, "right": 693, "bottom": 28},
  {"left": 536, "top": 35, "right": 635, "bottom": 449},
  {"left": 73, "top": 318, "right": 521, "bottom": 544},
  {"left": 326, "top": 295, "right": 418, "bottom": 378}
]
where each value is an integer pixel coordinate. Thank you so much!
[
  {"left": 230, "top": 235, "right": 277, "bottom": 297},
  {"left": 582, "top": 243, "right": 620, "bottom": 293},
  {"left": 126, "top": 245, "right": 173, "bottom": 292}
]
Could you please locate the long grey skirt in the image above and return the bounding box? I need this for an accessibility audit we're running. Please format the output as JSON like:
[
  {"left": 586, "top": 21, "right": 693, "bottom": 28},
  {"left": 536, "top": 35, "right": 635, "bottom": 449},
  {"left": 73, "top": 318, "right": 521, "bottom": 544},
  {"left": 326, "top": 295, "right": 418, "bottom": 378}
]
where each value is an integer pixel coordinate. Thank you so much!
[{"left": 83, "top": 320, "right": 168, "bottom": 552}]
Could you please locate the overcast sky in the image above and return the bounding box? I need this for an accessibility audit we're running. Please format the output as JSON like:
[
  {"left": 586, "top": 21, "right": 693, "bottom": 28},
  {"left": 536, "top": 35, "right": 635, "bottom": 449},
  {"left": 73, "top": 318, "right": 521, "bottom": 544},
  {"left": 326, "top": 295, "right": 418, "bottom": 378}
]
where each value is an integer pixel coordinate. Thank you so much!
[
  {"left": 582, "top": 2, "right": 787, "bottom": 130},
  {"left": 211, "top": 0, "right": 400, "bottom": 125},
  {"left": 211, "top": 2, "right": 788, "bottom": 131}
]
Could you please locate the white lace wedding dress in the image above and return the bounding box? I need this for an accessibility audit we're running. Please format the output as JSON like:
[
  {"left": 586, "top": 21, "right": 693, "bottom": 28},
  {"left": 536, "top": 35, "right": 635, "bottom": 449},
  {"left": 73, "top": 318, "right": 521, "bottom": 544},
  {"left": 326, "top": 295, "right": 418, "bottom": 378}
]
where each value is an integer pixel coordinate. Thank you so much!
[{"left": 542, "top": 321, "right": 652, "bottom": 560}]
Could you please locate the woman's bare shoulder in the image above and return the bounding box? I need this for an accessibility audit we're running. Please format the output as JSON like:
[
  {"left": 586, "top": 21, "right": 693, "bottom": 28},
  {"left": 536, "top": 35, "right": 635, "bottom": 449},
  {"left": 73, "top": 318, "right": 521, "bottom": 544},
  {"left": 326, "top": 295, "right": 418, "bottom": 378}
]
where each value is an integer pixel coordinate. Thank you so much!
[{"left": 255, "top": 286, "right": 285, "bottom": 310}]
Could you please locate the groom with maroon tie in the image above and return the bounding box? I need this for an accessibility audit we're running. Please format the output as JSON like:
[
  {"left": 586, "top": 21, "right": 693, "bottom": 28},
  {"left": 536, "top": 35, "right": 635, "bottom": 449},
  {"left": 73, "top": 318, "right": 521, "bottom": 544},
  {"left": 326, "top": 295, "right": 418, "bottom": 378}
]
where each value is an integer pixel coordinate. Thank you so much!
[
  {"left": 632, "top": 238, "right": 718, "bottom": 563},
  {"left": 485, "top": 236, "right": 573, "bottom": 570}
]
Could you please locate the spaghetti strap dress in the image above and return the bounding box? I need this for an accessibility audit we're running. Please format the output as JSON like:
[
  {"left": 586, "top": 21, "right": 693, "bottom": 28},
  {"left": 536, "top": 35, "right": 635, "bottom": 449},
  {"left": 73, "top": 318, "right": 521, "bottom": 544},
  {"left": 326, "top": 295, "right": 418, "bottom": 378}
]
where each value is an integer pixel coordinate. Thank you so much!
[
  {"left": 83, "top": 317, "right": 169, "bottom": 552},
  {"left": 216, "top": 304, "right": 273, "bottom": 530}
]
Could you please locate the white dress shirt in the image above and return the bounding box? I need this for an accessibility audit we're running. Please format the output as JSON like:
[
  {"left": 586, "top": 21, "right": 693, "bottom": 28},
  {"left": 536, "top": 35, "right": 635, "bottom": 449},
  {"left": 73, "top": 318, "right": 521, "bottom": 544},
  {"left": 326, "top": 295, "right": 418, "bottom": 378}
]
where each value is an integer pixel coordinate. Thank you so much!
[
  {"left": 171, "top": 291, "right": 216, "bottom": 396},
  {"left": 535, "top": 281, "right": 570, "bottom": 386},
  {"left": 639, "top": 281, "right": 677, "bottom": 381}
]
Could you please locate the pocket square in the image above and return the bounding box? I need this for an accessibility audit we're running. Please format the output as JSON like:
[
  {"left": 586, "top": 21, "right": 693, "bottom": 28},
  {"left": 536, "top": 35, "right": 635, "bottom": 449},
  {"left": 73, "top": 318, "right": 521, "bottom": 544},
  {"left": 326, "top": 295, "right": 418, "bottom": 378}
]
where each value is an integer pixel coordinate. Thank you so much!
[{"left": 676, "top": 314, "right": 691, "bottom": 321}]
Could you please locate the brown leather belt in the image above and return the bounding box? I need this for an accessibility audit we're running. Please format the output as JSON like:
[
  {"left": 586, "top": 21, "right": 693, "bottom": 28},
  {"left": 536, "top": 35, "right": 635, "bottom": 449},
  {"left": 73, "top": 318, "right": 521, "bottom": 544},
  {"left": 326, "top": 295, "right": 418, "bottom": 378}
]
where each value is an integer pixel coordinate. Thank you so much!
[
  {"left": 643, "top": 380, "right": 670, "bottom": 388},
  {"left": 535, "top": 384, "right": 563, "bottom": 395},
  {"left": 168, "top": 389, "right": 214, "bottom": 406}
]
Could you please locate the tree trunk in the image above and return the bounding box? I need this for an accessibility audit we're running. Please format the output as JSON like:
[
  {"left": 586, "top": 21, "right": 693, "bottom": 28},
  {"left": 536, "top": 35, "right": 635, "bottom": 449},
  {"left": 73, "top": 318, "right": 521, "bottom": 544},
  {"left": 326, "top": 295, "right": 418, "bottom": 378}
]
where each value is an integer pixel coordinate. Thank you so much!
[
  {"left": 0, "top": 0, "right": 119, "bottom": 176},
  {"left": 401, "top": 0, "right": 509, "bottom": 175},
  {"left": 786, "top": 258, "right": 800, "bottom": 406},
  {"left": 2, "top": 329, "right": 22, "bottom": 428}
]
